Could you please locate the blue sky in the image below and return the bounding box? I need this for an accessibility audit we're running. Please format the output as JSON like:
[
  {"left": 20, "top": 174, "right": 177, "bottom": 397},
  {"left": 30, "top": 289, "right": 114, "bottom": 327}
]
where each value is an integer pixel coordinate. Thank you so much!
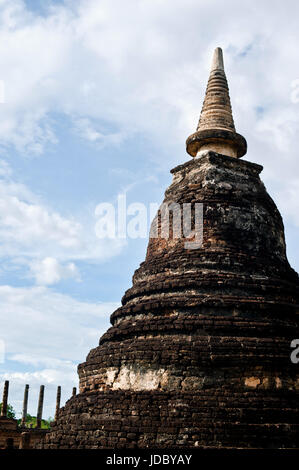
[{"left": 0, "top": 0, "right": 299, "bottom": 419}]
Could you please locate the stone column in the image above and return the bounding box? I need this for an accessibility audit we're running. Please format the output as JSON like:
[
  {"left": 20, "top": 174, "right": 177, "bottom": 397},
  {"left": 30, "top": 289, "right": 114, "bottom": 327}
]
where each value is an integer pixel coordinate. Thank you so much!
[
  {"left": 36, "top": 385, "right": 44, "bottom": 428},
  {"left": 72, "top": 387, "right": 77, "bottom": 397},
  {"left": 55, "top": 385, "right": 61, "bottom": 421},
  {"left": 1, "top": 380, "right": 9, "bottom": 417},
  {"left": 21, "top": 384, "right": 29, "bottom": 427}
]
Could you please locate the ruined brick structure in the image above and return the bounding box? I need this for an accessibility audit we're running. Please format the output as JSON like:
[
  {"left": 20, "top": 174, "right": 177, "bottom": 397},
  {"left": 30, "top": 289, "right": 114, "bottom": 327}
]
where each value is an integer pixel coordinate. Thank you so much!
[
  {"left": 0, "top": 417, "right": 47, "bottom": 449},
  {"left": 0, "top": 382, "right": 48, "bottom": 449},
  {"left": 38, "top": 48, "right": 299, "bottom": 449}
]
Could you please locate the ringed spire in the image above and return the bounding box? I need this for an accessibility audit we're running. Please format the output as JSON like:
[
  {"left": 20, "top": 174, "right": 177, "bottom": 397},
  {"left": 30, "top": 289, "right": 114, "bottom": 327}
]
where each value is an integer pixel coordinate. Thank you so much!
[{"left": 186, "top": 47, "right": 247, "bottom": 158}]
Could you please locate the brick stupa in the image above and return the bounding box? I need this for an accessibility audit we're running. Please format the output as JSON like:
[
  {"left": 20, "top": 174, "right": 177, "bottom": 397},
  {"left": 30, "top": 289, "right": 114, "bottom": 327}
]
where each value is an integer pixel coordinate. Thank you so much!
[{"left": 39, "top": 48, "right": 299, "bottom": 449}]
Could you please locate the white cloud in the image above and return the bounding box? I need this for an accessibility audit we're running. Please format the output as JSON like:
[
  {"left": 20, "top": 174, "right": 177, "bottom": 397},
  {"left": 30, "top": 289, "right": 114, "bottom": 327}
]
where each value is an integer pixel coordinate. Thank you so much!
[
  {"left": 29, "top": 257, "right": 80, "bottom": 285},
  {"left": 275, "top": 179, "right": 299, "bottom": 229},
  {"left": 0, "top": 284, "right": 118, "bottom": 417},
  {"left": 0, "top": 284, "right": 117, "bottom": 359},
  {"left": 73, "top": 117, "right": 126, "bottom": 146},
  {"left": 0, "top": 0, "right": 297, "bottom": 226},
  {"left": 0, "top": 160, "right": 126, "bottom": 280},
  {"left": 0, "top": 159, "right": 11, "bottom": 177},
  {"left": 0, "top": 0, "right": 289, "bottom": 156},
  {"left": 0, "top": 180, "right": 80, "bottom": 251}
]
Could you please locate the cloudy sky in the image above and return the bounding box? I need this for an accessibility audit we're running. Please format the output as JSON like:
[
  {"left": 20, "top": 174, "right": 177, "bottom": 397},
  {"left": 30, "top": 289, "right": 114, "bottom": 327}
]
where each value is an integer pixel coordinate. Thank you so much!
[{"left": 0, "top": 0, "right": 298, "bottom": 419}]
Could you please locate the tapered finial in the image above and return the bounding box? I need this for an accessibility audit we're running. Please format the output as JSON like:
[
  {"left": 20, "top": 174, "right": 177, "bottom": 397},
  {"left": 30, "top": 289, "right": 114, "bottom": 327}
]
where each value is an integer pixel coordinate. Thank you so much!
[
  {"left": 186, "top": 47, "right": 247, "bottom": 159},
  {"left": 211, "top": 47, "right": 224, "bottom": 71}
]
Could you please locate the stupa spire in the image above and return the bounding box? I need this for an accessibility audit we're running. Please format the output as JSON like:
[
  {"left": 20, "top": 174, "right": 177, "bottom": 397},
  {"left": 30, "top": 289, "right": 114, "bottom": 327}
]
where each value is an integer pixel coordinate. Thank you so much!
[
  {"left": 211, "top": 46, "right": 224, "bottom": 71},
  {"left": 186, "top": 47, "right": 247, "bottom": 158}
]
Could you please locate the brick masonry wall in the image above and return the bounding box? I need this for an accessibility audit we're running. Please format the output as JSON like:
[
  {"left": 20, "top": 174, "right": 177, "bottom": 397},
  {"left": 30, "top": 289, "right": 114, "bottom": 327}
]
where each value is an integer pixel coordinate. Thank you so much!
[{"left": 38, "top": 152, "right": 299, "bottom": 449}]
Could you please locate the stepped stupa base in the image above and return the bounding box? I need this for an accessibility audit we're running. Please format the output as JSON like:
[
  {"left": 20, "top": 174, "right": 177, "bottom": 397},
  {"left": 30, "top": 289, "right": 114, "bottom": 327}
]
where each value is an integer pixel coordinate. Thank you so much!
[{"left": 38, "top": 389, "right": 298, "bottom": 449}]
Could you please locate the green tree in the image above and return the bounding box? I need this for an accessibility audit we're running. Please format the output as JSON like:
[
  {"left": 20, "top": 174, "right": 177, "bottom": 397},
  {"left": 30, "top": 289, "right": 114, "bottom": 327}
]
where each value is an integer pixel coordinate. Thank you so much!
[
  {"left": 17, "top": 414, "right": 53, "bottom": 429},
  {"left": 0, "top": 403, "right": 16, "bottom": 419}
]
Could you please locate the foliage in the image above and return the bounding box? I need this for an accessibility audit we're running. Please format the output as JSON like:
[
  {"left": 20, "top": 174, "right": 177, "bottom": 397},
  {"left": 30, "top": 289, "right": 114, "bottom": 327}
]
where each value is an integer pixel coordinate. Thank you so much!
[
  {"left": 0, "top": 402, "right": 16, "bottom": 419},
  {"left": 0, "top": 401, "right": 53, "bottom": 428},
  {"left": 17, "top": 414, "right": 53, "bottom": 429}
]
